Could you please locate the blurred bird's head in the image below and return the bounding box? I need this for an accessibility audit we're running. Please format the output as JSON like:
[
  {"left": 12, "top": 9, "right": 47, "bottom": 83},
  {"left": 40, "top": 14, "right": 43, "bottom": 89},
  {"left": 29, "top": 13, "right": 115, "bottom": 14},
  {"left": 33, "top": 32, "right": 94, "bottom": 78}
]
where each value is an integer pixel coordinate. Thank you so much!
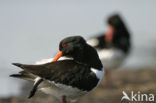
[
  {"left": 107, "top": 14, "right": 125, "bottom": 28},
  {"left": 105, "top": 14, "right": 128, "bottom": 43}
]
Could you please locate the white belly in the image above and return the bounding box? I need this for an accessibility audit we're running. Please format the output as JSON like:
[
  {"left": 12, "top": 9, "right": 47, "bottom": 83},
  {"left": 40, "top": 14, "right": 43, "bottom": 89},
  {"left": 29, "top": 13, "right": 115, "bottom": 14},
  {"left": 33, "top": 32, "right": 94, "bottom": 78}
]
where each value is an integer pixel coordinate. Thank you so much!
[
  {"left": 39, "top": 81, "right": 88, "bottom": 100},
  {"left": 98, "top": 48, "right": 126, "bottom": 69}
]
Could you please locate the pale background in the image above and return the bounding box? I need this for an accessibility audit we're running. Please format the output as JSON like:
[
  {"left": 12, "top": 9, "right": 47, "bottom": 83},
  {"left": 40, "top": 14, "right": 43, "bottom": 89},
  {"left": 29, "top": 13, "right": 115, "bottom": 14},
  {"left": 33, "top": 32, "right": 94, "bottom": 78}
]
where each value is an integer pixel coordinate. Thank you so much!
[{"left": 0, "top": 0, "right": 156, "bottom": 97}]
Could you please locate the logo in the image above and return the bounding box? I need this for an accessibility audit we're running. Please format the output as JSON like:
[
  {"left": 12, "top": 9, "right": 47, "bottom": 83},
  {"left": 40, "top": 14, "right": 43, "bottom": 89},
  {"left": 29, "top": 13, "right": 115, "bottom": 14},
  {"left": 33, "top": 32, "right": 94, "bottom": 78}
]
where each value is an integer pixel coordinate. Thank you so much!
[{"left": 121, "top": 91, "right": 155, "bottom": 102}]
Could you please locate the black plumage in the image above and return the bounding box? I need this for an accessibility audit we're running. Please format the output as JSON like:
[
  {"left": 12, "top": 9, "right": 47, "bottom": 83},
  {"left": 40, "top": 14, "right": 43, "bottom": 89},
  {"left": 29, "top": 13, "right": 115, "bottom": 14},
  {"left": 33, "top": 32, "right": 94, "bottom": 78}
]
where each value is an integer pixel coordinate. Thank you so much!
[{"left": 11, "top": 60, "right": 99, "bottom": 91}]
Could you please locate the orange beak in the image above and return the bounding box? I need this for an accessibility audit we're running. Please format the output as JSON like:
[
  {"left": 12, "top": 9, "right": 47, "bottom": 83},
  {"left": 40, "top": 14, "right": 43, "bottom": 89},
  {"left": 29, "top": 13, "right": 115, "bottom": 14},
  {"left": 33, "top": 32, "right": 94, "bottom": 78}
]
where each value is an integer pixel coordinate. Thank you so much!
[
  {"left": 105, "top": 25, "right": 114, "bottom": 43},
  {"left": 52, "top": 51, "right": 63, "bottom": 62}
]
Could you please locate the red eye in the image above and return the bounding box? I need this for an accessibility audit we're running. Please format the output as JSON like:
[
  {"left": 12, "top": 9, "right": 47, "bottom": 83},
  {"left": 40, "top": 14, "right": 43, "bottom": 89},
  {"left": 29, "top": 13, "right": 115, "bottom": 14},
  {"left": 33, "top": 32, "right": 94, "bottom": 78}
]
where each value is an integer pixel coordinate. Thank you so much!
[{"left": 62, "top": 43, "right": 66, "bottom": 47}]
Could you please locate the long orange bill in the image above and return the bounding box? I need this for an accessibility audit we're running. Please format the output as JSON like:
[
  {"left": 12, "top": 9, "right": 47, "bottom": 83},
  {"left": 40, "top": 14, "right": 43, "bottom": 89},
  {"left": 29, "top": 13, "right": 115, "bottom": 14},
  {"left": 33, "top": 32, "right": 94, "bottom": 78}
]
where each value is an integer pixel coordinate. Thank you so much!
[
  {"left": 105, "top": 25, "right": 114, "bottom": 43},
  {"left": 52, "top": 51, "right": 63, "bottom": 62}
]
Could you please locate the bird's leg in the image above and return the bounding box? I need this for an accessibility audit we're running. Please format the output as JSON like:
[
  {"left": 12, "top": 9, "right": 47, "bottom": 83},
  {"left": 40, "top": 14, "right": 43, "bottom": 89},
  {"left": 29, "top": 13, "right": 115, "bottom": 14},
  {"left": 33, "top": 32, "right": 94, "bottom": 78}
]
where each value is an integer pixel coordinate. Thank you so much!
[
  {"left": 62, "top": 96, "right": 67, "bottom": 103},
  {"left": 105, "top": 69, "right": 112, "bottom": 88}
]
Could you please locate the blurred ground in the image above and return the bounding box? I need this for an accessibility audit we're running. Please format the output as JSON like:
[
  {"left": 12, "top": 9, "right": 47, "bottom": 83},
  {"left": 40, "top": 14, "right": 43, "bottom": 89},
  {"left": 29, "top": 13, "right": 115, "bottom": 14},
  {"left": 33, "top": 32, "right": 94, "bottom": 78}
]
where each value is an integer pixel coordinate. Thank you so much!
[{"left": 0, "top": 68, "right": 156, "bottom": 103}]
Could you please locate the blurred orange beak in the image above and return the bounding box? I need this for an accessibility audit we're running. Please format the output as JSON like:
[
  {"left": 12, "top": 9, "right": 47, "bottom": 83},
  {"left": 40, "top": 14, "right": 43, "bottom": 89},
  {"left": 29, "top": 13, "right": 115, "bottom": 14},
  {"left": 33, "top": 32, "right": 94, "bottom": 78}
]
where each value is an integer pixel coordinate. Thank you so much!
[
  {"left": 105, "top": 25, "right": 114, "bottom": 43},
  {"left": 52, "top": 51, "right": 63, "bottom": 62}
]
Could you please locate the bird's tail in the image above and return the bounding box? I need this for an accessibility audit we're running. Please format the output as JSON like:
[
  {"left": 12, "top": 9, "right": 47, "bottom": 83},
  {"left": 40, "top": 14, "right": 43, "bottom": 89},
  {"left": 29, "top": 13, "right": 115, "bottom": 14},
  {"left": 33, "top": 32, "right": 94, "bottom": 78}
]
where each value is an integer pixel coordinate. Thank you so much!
[
  {"left": 10, "top": 70, "right": 36, "bottom": 81},
  {"left": 10, "top": 63, "right": 38, "bottom": 81}
]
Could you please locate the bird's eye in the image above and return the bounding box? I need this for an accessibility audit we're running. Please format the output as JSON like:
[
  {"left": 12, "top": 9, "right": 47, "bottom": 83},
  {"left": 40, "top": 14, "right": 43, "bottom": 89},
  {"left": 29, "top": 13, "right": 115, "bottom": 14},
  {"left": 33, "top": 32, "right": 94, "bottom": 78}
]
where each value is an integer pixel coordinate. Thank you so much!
[{"left": 62, "top": 43, "right": 67, "bottom": 47}]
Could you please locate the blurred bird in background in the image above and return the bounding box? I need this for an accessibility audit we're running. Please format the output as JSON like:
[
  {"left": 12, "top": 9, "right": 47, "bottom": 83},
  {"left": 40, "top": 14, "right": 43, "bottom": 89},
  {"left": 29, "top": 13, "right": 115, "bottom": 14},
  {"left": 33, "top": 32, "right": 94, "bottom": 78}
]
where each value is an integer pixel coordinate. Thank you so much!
[{"left": 87, "top": 14, "right": 131, "bottom": 87}]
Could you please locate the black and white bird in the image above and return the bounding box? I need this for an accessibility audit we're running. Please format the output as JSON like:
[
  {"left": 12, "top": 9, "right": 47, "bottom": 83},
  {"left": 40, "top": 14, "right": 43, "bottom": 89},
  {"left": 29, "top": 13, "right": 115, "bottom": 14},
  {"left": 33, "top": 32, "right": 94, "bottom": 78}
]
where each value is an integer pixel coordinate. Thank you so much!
[
  {"left": 10, "top": 36, "right": 104, "bottom": 103},
  {"left": 87, "top": 14, "right": 131, "bottom": 87}
]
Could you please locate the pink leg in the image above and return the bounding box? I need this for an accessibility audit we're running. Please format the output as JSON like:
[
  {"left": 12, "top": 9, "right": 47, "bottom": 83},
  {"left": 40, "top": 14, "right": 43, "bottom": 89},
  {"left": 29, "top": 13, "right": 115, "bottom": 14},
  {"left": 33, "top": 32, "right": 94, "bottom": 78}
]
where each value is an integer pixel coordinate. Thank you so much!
[{"left": 62, "top": 96, "right": 67, "bottom": 103}]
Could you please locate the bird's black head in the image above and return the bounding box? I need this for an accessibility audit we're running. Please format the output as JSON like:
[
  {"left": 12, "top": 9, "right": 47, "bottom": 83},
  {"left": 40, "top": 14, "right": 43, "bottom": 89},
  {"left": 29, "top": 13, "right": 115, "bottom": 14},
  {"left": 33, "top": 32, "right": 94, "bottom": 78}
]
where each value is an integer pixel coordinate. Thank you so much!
[
  {"left": 59, "top": 36, "right": 86, "bottom": 58},
  {"left": 52, "top": 36, "right": 103, "bottom": 69}
]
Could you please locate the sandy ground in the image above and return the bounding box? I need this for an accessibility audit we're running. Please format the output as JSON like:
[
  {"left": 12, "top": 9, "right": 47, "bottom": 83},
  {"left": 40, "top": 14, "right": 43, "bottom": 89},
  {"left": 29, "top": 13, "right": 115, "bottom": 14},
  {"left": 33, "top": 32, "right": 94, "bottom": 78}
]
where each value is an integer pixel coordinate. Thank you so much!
[{"left": 0, "top": 68, "right": 156, "bottom": 103}]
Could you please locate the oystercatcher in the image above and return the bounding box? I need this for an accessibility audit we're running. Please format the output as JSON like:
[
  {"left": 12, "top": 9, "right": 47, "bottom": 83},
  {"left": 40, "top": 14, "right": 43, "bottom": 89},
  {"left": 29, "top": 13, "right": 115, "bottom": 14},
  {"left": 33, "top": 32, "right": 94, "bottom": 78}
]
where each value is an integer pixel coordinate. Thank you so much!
[
  {"left": 87, "top": 14, "right": 131, "bottom": 87},
  {"left": 10, "top": 36, "right": 104, "bottom": 103}
]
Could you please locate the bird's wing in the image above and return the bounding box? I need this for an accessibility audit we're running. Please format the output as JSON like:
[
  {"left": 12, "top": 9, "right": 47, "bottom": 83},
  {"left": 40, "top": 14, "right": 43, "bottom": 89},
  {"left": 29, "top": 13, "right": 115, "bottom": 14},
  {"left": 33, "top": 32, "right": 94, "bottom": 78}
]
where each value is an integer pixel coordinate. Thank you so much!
[
  {"left": 12, "top": 60, "right": 81, "bottom": 83},
  {"left": 12, "top": 60, "right": 97, "bottom": 91}
]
